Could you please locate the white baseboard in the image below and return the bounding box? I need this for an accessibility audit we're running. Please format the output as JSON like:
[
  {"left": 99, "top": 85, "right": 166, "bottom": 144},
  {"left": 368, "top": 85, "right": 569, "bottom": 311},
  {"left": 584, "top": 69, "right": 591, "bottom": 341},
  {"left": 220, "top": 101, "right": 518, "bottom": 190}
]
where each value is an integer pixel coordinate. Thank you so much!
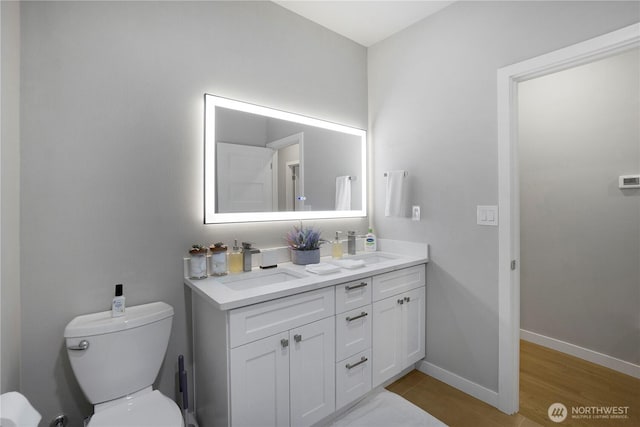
[
  {"left": 520, "top": 329, "right": 640, "bottom": 379},
  {"left": 417, "top": 361, "right": 498, "bottom": 408}
]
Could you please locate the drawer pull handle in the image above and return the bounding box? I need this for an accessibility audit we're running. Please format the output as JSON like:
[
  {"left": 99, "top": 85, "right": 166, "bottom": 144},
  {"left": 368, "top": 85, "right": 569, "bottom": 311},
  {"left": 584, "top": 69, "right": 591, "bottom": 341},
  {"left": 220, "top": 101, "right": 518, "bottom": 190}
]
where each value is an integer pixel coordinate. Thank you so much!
[
  {"left": 281, "top": 338, "right": 289, "bottom": 348},
  {"left": 404, "top": 296, "right": 411, "bottom": 303},
  {"left": 345, "top": 356, "right": 368, "bottom": 370},
  {"left": 294, "top": 334, "right": 302, "bottom": 343},
  {"left": 345, "top": 312, "right": 368, "bottom": 322},
  {"left": 345, "top": 282, "right": 368, "bottom": 291}
]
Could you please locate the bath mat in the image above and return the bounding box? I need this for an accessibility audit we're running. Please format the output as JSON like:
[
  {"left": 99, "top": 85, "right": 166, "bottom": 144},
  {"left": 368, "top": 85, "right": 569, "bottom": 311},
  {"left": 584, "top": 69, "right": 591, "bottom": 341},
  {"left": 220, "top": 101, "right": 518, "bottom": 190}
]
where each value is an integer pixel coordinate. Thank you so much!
[{"left": 330, "top": 390, "right": 447, "bottom": 427}]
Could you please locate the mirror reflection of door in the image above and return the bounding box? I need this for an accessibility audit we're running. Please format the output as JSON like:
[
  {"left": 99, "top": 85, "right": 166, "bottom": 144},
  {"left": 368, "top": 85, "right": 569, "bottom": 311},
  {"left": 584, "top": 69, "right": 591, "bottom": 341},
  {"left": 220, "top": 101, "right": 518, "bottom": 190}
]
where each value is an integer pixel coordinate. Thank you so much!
[
  {"left": 216, "top": 142, "right": 276, "bottom": 212},
  {"left": 267, "top": 133, "right": 304, "bottom": 211},
  {"left": 286, "top": 162, "right": 304, "bottom": 211}
]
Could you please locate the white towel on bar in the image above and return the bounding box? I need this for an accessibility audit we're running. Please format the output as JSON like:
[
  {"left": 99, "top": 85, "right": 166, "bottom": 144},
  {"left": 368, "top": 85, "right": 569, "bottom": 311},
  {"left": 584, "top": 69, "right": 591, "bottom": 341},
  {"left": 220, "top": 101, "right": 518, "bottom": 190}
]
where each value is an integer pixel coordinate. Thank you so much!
[
  {"left": 385, "top": 170, "right": 408, "bottom": 217},
  {"left": 335, "top": 176, "right": 351, "bottom": 210}
]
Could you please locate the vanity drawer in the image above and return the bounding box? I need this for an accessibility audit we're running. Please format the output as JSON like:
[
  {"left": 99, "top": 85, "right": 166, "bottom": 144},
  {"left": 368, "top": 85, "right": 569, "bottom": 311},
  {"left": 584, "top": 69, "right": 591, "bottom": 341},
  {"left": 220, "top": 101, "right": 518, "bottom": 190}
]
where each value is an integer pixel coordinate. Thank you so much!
[
  {"left": 372, "top": 265, "right": 425, "bottom": 302},
  {"left": 229, "top": 287, "right": 335, "bottom": 348},
  {"left": 336, "top": 305, "right": 372, "bottom": 362},
  {"left": 336, "top": 349, "right": 372, "bottom": 410},
  {"left": 335, "top": 278, "right": 372, "bottom": 314}
]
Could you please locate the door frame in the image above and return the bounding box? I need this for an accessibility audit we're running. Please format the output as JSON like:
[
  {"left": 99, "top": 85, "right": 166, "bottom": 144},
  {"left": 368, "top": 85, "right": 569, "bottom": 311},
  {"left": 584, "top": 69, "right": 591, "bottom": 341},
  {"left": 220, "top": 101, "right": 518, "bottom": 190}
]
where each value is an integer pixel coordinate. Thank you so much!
[
  {"left": 496, "top": 23, "right": 640, "bottom": 414},
  {"left": 267, "top": 132, "right": 305, "bottom": 211}
]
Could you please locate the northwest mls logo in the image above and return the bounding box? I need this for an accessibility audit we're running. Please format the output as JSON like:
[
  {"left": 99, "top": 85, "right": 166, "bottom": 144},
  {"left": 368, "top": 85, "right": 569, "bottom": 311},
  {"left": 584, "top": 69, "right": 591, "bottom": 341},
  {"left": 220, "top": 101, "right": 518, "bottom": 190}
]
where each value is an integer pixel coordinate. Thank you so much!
[{"left": 548, "top": 403, "right": 568, "bottom": 423}]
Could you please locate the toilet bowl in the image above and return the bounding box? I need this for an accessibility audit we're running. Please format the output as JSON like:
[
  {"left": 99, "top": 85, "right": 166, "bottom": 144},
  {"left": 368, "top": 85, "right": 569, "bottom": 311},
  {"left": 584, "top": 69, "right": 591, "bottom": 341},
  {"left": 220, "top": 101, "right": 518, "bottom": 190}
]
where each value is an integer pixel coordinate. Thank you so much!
[
  {"left": 64, "top": 301, "right": 184, "bottom": 427},
  {"left": 89, "top": 389, "right": 183, "bottom": 427}
]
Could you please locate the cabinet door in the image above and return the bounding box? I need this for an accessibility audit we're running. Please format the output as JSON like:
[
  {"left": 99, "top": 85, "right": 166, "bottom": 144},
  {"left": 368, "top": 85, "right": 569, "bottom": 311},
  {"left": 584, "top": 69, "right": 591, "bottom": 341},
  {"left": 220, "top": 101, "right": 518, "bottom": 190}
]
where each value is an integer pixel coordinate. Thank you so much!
[
  {"left": 230, "top": 333, "right": 290, "bottom": 427},
  {"left": 372, "top": 296, "right": 403, "bottom": 388},
  {"left": 290, "top": 317, "right": 335, "bottom": 427},
  {"left": 403, "top": 287, "right": 426, "bottom": 365}
]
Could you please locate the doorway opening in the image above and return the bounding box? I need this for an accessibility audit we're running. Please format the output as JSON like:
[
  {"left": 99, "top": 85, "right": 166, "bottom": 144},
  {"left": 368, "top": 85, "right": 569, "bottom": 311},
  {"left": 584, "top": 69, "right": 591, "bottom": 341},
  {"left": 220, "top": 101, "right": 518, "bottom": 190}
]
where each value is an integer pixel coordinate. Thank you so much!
[{"left": 496, "top": 23, "right": 640, "bottom": 414}]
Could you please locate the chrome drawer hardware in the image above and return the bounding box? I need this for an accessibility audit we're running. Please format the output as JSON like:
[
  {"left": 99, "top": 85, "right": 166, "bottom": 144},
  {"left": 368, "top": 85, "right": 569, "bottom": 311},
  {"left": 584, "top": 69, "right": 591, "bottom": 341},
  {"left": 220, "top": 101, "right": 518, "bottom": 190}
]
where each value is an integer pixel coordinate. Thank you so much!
[
  {"left": 294, "top": 334, "right": 302, "bottom": 343},
  {"left": 345, "top": 282, "right": 368, "bottom": 291},
  {"left": 345, "top": 312, "right": 368, "bottom": 322},
  {"left": 281, "top": 338, "right": 289, "bottom": 348},
  {"left": 67, "top": 340, "right": 90, "bottom": 351},
  {"left": 345, "top": 356, "right": 368, "bottom": 370}
]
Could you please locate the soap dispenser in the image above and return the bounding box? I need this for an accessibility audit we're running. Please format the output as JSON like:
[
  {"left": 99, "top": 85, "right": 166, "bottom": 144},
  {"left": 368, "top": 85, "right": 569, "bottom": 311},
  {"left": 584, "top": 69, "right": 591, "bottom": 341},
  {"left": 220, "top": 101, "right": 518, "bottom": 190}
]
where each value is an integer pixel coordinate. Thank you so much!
[
  {"left": 228, "top": 240, "right": 243, "bottom": 273},
  {"left": 364, "top": 228, "right": 377, "bottom": 252},
  {"left": 332, "top": 231, "right": 343, "bottom": 259}
]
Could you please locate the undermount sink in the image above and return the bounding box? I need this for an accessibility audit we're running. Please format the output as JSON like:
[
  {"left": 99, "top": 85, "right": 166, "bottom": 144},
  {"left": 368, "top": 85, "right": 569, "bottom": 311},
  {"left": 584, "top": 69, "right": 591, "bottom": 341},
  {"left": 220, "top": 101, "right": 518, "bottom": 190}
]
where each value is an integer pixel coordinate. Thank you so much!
[
  {"left": 348, "top": 252, "right": 399, "bottom": 265},
  {"left": 219, "top": 268, "right": 307, "bottom": 291}
]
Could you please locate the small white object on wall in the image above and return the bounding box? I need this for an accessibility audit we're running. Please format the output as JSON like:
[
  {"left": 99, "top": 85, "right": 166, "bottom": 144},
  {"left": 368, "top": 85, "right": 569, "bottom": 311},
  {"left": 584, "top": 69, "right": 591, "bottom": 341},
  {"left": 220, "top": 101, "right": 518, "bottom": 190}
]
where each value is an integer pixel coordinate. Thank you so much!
[
  {"left": 477, "top": 205, "right": 498, "bottom": 226},
  {"left": 412, "top": 206, "right": 421, "bottom": 221},
  {"left": 619, "top": 174, "right": 640, "bottom": 189}
]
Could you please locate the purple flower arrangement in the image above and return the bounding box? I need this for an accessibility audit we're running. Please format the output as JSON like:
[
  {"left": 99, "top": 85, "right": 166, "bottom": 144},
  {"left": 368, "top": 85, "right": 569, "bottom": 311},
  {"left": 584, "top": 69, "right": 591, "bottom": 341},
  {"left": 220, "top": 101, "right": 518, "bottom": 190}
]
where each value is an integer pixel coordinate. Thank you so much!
[{"left": 285, "top": 224, "right": 325, "bottom": 251}]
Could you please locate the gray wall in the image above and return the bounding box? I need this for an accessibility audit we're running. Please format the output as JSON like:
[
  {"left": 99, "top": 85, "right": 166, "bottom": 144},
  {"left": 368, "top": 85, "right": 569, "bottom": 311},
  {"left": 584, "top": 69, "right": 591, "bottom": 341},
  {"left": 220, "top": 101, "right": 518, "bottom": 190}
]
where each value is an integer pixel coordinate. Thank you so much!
[
  {"left": 519, "top": 48, "right": 639, "bottom": 364},
  {"left": 368, "top": 1, "right": 639, "bottom": 392},
  {"left": 1, "top": 0, "right": 22, "bottom": 394},
  {"left": 19, "top": 1, "right": 366, "bottom": 424}
]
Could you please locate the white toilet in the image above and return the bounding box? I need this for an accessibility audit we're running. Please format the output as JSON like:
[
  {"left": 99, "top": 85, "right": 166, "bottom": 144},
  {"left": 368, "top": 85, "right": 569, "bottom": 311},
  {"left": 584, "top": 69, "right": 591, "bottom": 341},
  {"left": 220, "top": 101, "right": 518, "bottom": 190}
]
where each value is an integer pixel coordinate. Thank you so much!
[{"left": 64, "top": 301, "right": 184, "bottom": 427}]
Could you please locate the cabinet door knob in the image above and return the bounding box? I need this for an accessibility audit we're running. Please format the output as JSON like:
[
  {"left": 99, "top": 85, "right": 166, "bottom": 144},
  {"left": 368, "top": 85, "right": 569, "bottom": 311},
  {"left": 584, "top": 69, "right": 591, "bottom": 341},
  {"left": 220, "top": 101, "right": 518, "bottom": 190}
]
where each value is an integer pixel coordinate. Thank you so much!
[
  {"left": 404, "top": 296, "right": 411, "bottom": 303},
  {"left": 281, "top": 338, "right": 289, "bottom": 348},
  {"left": 294, "top": 334, "right": 302, "bottom": 343},
  {"left": 397, "top": 299, "right": 404, "bottom": 305}
]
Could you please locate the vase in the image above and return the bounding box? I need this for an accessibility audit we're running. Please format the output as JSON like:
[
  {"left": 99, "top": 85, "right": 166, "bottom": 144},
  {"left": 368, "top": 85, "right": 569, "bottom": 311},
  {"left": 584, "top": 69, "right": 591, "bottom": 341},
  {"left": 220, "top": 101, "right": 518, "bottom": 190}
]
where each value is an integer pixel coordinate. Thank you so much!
[{"left": 290, "top": 248, "right": 320, "bottom": 265}]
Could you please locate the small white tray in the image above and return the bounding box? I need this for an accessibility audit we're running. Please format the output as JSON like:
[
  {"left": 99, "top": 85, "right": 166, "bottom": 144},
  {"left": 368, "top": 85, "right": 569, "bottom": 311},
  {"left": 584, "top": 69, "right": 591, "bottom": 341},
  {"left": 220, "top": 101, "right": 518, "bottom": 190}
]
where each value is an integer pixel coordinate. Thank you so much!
[
  {"left": 330, "top": 259, "right": 366, "bottom": 269},
  {"left": 305, "top": 263, "right": 341, "bottom": 275}
]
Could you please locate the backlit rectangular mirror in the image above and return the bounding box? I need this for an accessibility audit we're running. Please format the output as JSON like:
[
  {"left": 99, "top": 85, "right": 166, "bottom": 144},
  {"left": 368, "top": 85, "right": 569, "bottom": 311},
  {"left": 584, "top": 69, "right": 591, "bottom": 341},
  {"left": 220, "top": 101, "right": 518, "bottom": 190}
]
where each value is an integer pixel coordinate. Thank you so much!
[{"left": 204, "top": 94, "right": 367, "bottom": 223}]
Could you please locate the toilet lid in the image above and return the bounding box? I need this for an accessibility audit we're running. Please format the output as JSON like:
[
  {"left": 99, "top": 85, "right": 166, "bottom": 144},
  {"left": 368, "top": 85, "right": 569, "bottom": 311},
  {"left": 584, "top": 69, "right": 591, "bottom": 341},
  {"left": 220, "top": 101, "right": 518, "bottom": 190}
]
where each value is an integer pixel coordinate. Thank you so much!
[{"left": 88, "top": 390, "right": 184, "bottom": 427}]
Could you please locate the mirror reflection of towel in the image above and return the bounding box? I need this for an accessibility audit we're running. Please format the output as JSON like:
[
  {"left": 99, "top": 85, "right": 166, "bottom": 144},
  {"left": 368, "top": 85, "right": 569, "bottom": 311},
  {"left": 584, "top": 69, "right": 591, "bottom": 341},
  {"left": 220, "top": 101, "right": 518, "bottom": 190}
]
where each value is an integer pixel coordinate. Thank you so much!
[
  {"left": 385, "top": 170, "right": 407, "bottom": 217},
  {"left": 335, "top": 176, "right": 351, "bottom": 210}
]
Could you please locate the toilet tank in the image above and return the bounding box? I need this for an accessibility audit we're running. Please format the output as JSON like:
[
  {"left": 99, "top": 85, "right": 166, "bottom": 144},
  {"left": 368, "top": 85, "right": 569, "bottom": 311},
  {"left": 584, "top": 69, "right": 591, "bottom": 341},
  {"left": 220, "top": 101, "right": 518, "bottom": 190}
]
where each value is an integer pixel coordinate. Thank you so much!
[{"left": 64, "top": 302, "right": 174, "bottom": 404}]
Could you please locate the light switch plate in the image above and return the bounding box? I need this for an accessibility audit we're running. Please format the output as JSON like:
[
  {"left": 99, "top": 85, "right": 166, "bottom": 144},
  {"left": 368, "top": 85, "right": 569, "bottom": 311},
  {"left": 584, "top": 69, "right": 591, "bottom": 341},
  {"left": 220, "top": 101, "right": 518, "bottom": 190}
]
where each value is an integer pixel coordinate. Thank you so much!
[
  {"left": 477, "top": 205, "right": 498, "bottom": 226},
  {"left": 412, "top": 206, "right": 421, "bottom": 221}
]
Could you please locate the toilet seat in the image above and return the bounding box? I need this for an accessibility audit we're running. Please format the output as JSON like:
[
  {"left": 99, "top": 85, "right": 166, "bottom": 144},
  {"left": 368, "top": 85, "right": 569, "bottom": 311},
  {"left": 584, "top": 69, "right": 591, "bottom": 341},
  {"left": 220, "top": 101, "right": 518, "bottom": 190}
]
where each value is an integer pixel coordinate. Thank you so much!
[{"left": 88, "top": 390, "right": 184, "bottom": 427}]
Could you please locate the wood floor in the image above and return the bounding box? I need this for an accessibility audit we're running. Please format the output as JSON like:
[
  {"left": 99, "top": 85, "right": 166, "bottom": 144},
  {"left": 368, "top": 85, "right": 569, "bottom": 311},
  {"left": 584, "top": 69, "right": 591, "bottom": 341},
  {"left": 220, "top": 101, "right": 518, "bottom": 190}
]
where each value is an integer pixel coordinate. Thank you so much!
[{"left": 386, "top": 340, "right": 639, "bottom": 426}]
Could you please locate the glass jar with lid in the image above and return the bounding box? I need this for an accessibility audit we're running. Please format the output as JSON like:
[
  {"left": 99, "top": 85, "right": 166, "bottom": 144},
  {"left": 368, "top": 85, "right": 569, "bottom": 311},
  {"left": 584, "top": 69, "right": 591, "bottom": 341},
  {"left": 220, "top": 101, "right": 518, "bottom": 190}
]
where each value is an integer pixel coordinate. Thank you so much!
[
  {"left": 209, "top": 242, "right": 228, "bottom": 276},
  {"left": 189, "top": 245, "right": 208, "bottom": 279}
]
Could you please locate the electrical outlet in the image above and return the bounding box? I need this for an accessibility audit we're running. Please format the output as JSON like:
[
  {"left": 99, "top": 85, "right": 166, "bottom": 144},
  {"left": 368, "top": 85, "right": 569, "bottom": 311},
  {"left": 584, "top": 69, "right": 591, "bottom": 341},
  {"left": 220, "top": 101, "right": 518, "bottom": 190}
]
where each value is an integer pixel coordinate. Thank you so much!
[{"left": 412, "top": 205, "right": 421, "bottom": 221}]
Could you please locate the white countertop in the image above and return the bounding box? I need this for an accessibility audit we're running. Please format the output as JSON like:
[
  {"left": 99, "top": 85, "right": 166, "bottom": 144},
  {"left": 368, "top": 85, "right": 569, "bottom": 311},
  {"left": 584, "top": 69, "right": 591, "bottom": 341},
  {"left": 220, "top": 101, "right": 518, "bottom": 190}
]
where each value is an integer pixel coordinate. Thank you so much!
[{"left": 184, "top": 241, "right": 429, "bottom": 311}]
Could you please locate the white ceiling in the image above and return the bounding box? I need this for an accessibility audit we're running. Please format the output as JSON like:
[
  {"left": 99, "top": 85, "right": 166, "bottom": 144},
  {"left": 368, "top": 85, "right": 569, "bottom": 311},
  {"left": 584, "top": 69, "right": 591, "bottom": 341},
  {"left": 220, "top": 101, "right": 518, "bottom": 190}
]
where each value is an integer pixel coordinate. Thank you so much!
[{"left": 273, "top": 1, "right": 455, "bottom": 47}]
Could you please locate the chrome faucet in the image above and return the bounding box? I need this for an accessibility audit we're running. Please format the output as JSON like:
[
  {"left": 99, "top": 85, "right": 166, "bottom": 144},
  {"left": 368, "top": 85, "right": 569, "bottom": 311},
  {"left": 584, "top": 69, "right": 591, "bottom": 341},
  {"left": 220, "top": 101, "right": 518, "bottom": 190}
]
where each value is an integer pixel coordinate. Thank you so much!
[
  {"left": 347, "top": 231, "right": 356, "bottom": 255},
  {"left": 242, "top": 242, "right": 260, "bottom": 272}
]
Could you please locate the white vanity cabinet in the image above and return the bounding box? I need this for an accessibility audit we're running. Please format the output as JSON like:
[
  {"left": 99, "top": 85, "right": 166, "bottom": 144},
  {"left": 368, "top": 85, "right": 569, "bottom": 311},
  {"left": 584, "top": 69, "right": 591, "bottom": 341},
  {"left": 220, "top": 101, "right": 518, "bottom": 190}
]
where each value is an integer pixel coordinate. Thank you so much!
[
  {"left": 190, "top": 259, "right": 427, "bottom": 427},
  {"left": 371, "top": 265, "right": 426, "bottom": 388}
]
